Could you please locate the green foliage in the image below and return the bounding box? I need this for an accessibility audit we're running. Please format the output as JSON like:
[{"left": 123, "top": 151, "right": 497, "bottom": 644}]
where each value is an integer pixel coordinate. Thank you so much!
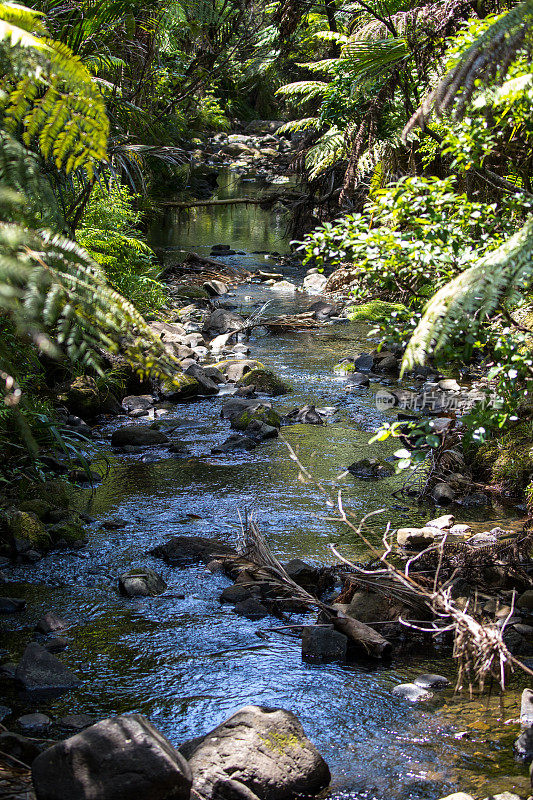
[
  {"left": 77, "top": 180, "right": 167, "bottom": 312},
  {"left": 302, "top": 176, "right": 512, "bottom": 304},
  {"left": 0, "top": 2, "right": 108, "bottom": 177}
]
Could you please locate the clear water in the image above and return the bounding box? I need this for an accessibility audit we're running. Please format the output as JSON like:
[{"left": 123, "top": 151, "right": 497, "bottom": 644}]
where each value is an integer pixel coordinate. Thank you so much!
[{"left": 1, "top": 170, "right": 530, "bottom": 799}]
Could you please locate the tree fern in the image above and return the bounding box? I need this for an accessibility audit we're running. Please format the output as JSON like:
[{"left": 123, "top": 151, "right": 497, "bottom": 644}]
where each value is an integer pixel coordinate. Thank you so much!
[
  {"left": 0, "top": 2, "right": 108, "bottom": 177},
  {"left": 402, "top": 216, "right": 533, "bottom": 373}
]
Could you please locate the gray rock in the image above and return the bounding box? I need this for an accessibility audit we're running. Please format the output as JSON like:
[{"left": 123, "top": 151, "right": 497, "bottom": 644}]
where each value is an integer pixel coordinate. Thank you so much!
[
  {"left": 396, "top": 527, "right": 439, "bottom": 549},
  {"left": 36, "top": 613, "right": 69, "bottom": 634},
  {"left": 303, "top": 273, "right": 328, "bottom": 294},
  {"left": 467, "top": 532, "right": 497, "bottom": 547},
  {"left": 44, "top": 637, "right": 68, "bottom": 653},
  {"left": 18, "top": 712, "right": 51, "bottom": 733},
  {"left": 301, "top": 625, "right": 347, "bottom": 663},
  {"left": 31, "top": 713, "right": 192, "bottom": 800},
  {"left": 426, "top": 514, "right": 455, "bottom": 530},
  {"left": 284, "top": 559, "right": 319, "bottom": 588},
  {"left": 151, "top": 535, "right": 236, "bottom": 567},
  {"left": 181, "top": 705, "right": 330, "bottom": 800},
  {"left": 518, "top": 590, "right": 533, "bottom": 611},
  {"left": 515, "top": 727, "right": 533, "bottom": 760},
  {"left": 431, "top": 482, "right": 456, "bottom": 505},
  {"left": 221, "top": 397, "right": 271, "bottom": 423},
  {"left": 204, "top": 309, "right": 244, "bottom": 335},
  {"left": 234, "top": 597, "right": 269, "bottom": 620},
  {"left": 437, "top": 795, "right": 475, "bottom": 800},
  {"left": 60, "top": 714, "right": 95, "bottom": 731},
  {"left": 284, "top": 405, "right": 324, "bottom": 425},
  {"left": 212, "top": 434, "right": 257, "bottom": 453},
  {"left": 414, "top": 673, "right": 449, "bottom": 689},
  {"left": 0, "top": 596, "right": 26, "bottom": 613},
  {"left": 246, "top": 419, "right": 278, "bottom": 440},
  {"left": 203, "top": 280, "right": 228, "bottom": 296},
  {"left": 119, "top": 568, "right": 167, "bottom": 598},
  {"left": 392, "top": 683, "right": 433, "bottom": 702},
  {"left": 15, "top": 642, "right": 80, "bottom": 692},
  {"left": 375, "top": 355, "right": 399, "bottom": 373},
  {"left": 111, "top": 425, "right": 169, "bottom": 448},
  {"left": 438, "top": 379, "right": 461, "bottom": 392},
  {"left": 308, "top": 300, "right": 337, "bottom": 319},
  {"left": 220, "top": 583, "right": 260, "bottom": 604},
  {"left": 184, "top": 364, "right": 219, "bottom": 395},
  {"left": 346, "top": 372, "right": 370, "bottom": 388},
  {"left": 122, "top": 395, "right": 154, "bottom": 413},
  {"left": 521, "top": 688, "right": 533, "bottom": 726}
]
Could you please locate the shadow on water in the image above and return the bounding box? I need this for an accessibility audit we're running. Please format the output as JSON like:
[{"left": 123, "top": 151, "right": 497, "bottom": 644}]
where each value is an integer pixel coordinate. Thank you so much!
[{"left": 2, "top": 172, "right": 530, "bottom": 799}]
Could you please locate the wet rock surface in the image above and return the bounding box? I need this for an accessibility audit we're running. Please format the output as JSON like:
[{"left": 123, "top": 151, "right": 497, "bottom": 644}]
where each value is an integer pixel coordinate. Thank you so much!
[{"left": 180, "top": 706, "right": 330, "bottom": 800}]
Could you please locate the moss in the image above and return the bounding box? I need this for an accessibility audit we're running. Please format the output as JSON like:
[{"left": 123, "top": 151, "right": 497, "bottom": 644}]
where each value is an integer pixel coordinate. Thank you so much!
[
  {"left": 62, "top": 375, "right": 121, "bottom": 417},
  {"left": 48, "top": 518, "right": 88, "bottom": 546},
  {"left": 18, "top": 499, "right": 54, "bottom": 520},
  {"left": 160, "top": 373, "right": 200, "bottom": 400},
  {"left": 0, "top": 509, "right": 51, "bottom": 551},
  {"left": 232, "top": 407, "right": 282, "bottom": 431},
  {"left": 27, "top": 479, "right": 74, "bottom": 509},
  {"left": 470, "top": 422, "right": 533, "bottom": 494},
  {"left": 347, "top": 300, "right": 408, "bottom": 322},
  {"left": 260, "top": 732, "right": 300, "bottom": 754},
  {"left": 237, "top": 368, "right": 291, "bottom": 396}
]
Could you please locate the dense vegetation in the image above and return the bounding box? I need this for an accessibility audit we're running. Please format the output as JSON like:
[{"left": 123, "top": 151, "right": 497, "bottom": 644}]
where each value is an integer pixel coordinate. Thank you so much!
[{"left": 1, "top": 0, "right": 533, "bottom": 496}]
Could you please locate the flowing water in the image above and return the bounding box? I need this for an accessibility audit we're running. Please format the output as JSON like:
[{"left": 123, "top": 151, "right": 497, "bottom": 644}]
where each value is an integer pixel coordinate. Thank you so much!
[{"left": 2, "top": 170, "right": 531, "bottom": 799}]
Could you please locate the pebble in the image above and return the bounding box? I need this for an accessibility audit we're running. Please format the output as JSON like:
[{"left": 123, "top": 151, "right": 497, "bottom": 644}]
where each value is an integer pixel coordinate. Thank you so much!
[{"left": 392, "top": 683, "right": 433, "bottom": 702}]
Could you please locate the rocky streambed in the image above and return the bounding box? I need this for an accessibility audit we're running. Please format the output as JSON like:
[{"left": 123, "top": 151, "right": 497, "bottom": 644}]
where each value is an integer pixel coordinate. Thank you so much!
[{"left": 1, "top": 162, "right": 532, "bottom": 800}]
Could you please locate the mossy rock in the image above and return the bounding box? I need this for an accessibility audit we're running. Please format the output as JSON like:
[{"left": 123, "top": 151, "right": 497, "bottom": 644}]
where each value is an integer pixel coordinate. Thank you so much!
[
  {"left": 63, "top": 375, "right": 121, "bottom": 418},
  {"left": 0, "top": 509, "right": 51, "bottom": 553},
  {"left": 231, "top": 406, "right": 282, "bottom": 431},
  {"left": 347, "top": 301, "right": 408, "bottom": 322},
  {"left": 174, "top": 284, "right": 210, "bottom": 301},
  {"left": 18, "top": 499, "right": 54, "bottom": 520},
  {"left": 48, "top": 518, "right": 88, "bottom": 546},
  {"left": 471, "top": 423, "right": 533, "bottom": 494},
  {"left": 160, "top": 372, "right": 200, "bottom": 400},
  {"left": 237, "top": 368, "right": 292, "bottom": 396},
  {"left": 26, "top": 479, "right": 74, "bottom": 509}
]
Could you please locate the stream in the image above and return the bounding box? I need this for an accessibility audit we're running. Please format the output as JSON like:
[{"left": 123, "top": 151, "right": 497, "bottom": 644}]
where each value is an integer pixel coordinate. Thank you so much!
[{"left": 2, "top": 169, "right": 531, "bottom": 800}]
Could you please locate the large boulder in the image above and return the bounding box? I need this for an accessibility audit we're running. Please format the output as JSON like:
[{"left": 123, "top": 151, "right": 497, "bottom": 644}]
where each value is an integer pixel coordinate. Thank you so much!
[
  {"left": 151, "top": 535, "right": 236, "bottom": 567},
  {"left": 119, "top": 568, "right": 167, "bottom": 597},
  {"left": 31, "top": 713, "right": 192, "bottom": 800},
  {"left": 184, "top": 364, "right": 219, "bottom": 395},
  {"left": 15, "top": 642, "right": 80, "bottom": 692},
  {"left": 111, "top": 425, "right": 170, "bottom": 448},
  {"left": 180, "top": 705, "right": 330, "bottom": 800},
  {"left": 0, "top": 509, "right": 50, "bottom": 555},
  {"left": 63, "top": 375, "right": 122, "bottom": 418},
  {"left": 237, "top": 369, "right": 291, "bottom": 396},
  {"left": 159, "top": 373, "right": 200, "bottom": 401}
]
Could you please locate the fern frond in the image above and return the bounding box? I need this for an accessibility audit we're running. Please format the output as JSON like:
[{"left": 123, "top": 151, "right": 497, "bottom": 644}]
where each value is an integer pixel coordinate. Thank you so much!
[
  {"left": 405, "top": 0, "right": 533, "bottom": 134},
  {"left": 275, "top": 81, "right": 328, "bottom": 100},
  {"left": 402, "top": 217, "right": 533, "bottom": 371},
  {"left": 305, "top": 126, "right": 345, "bottom": 179},
  {"left": 276, "top": 117, "right": 320, "bottom": 134}
]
